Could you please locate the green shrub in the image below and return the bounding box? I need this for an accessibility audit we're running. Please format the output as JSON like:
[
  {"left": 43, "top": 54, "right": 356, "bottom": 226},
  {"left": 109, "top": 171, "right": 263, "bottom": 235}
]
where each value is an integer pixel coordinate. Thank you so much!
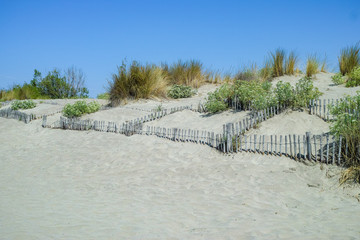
[
  {"left": 332, "top": 73, "right": 346, "bottom": 85},
  {"left": 294, "top": 77, "right": 322, "bottom": 107},
  {"left": 97, "top": 93, "right": 110, "bottom": 100},
  {"left": 168, "top": 85, "right": 195, "bottom": 99},
  {"left": 275, "top": 81, "right": 295, "bottom": 106},
  {"left": 329, "top": 94, "right": 360, "bottom": 183},
  {"left": 338, "top": 43, "right": 360, "bottom": 75},
  {"left": 63, "top": 100, "right": 101, "bottom": 118},
  {"left": 11, "top": 100, "right": 37, "bottom": 110},
  {"left": 205, "top": 84, "right": 233, "bottom": 113},
  {"left": 346, "top": 66, "right": 360, "bottom": 87}
]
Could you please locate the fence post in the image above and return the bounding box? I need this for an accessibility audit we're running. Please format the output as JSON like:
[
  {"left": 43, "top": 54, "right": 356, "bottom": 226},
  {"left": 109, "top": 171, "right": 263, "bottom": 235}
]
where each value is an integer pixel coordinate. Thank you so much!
[
  {"left": 42, "top": 115, "right": 47, "bottom": 128},
  {"left": 306, "top": 132, "right": 312, "bottom": 160}
]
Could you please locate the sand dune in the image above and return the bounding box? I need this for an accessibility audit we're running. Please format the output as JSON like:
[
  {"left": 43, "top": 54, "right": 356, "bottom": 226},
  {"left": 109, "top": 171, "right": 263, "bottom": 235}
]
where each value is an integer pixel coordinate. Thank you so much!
[{"left": 1, "top": 73, "right": 360, "bottom": 239}]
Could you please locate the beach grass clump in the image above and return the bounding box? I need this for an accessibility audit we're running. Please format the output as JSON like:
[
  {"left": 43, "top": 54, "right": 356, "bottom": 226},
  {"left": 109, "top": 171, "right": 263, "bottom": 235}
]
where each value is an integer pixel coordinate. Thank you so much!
[
  {"left": 331, "top": 73, "right": 346, "bottom": 85},
  {"left": 270, "top": 48, "right": 286, "bottom": 77},
  {"left": 306, "top": 55, "right": 319, "bottom": 77},
  {"left": 234, "top": 64, "right": 258, "bottom": 81},
  {"left": 345, "top": 66, "right": 360, "bottom": 87},
  {"left": 63, "top": 100, "right": 100, "bottom": 118},
  {"left": 168, "top": 84, "right": 195, "bottom": 99},
  {"left": 330, "top": 93, "right": 360, "bottom": 183},
  {"left": 338, "top": 43, "right": 360, "bottom": 76},
  {"left": 259, "top": 60, "right": 273, "bottom": 81},
  {"left": 284, "top": 51, "right": 298, "bottom": 75},
  {"left": 10, "top": 100, "right": 37, "bottom": 110},
  {"left": 109, "top": 61, "right": 168, "bottom": 106},
  {"left": 164, "top": 60, "right": 206, "bottom": 88}
]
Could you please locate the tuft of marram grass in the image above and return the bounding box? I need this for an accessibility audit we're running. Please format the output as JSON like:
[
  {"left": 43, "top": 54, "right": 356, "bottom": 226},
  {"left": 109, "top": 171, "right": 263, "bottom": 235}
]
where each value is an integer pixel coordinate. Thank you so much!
[
  {"left": 164, "top": 60, "right": 205, "bottom": 88},
  {"left": 234, "top": 64, "right": 258, "bottom": 81},
  {"left": 270, "top": 48, "right": 286, "bottom": 77},
  {"left": 259, "top": 59, "right": 273, "bottom": 81},
  {"left": 306, "top": 55, "right": 319, "bottom": 77},
  {"left": 338, "top": 43, "right": 360, "bottom": 75},
  {"left": 109, "top": 61, "right": 168, "bottom": 106},
  {"left": 284, "top": 51, "right": 298, "bottom": 75}
]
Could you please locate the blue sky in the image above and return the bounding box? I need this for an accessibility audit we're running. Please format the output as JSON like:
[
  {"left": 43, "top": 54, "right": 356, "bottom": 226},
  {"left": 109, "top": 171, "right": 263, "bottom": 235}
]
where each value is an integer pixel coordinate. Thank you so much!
[{"left": 0, "top": 0, "right": 359, "bottom": 97}]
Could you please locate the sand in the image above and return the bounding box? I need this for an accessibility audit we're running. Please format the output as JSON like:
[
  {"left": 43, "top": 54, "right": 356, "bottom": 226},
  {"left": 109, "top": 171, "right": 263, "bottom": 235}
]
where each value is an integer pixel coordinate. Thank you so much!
[{"left": 1, "top": 74, "right": 360, "bottom": 239}]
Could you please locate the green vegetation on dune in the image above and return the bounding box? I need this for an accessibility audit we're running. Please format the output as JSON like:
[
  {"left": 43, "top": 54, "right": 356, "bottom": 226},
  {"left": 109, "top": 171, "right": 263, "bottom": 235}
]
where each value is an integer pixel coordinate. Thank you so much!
[
  {"left": 63, "top": 100, "right": 101, "bottom": 118},
  {"left": 1, "top": 67, "right": 89, "bottom": 101},
  {"left": 10, "top": 100, "right": 37, "bottom": 110},
  {"left": 205, "top": 77, "right": 322, "bottom": 114}
]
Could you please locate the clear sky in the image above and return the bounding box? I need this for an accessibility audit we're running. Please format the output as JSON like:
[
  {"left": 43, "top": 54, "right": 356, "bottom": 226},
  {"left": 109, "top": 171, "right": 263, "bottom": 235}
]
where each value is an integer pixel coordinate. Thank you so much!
[{"left": 1, "top": 0, "right": 359, "bottom": 97}]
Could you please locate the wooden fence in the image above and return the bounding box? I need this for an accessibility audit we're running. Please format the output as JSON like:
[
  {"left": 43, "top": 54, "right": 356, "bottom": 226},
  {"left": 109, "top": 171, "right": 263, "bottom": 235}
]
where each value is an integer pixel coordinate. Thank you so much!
[
  {"left": 218, "top": 132, "right": 347, "bottom": 165},
  {"left": 0, "top": 108, "right": 36, "bottom": 123}
]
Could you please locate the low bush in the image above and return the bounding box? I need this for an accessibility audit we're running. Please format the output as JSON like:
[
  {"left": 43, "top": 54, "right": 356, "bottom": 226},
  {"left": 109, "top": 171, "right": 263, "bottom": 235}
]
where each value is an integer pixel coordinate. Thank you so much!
[
  {"left": 11, "top": 100, "right": 37, "bottom": 110},
  {"left": 275, "top": 81, "right": 295, "bottom": 106},
  {"left": 168, "top": 85, "right": 195, "bottom": 99},
  {"left": 330, "top": 93, "right": 360, "bottom": 183},
  {"left": 331, "top": 73, "right": 346, "bottom": 85},
  {"left": 205, "top": 77, "right": 322, "bottom": 114},
  {"left": 346, "top": 66, "right": 360, "bottom": 87},
  {"left": 63, "top": 100, "right": 101, "bottom": 118},
  {"left": 205, "top": 84, "right": 233, "bottom": 113},
  {"left": 294, "top": 77, "right": 322, "bottom": 107}
]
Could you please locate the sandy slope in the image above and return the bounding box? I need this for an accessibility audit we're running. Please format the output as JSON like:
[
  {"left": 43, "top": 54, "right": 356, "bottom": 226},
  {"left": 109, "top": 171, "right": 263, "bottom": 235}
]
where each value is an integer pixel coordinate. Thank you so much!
[
  {"left": 1, "top": 74, "right": 360, "bottom": 239},
  {"left": 272, "top": 72, "right": 360, "bottom": 100},
  {"left": 0, "top": 118, "right": 360, "bottom": 239}
]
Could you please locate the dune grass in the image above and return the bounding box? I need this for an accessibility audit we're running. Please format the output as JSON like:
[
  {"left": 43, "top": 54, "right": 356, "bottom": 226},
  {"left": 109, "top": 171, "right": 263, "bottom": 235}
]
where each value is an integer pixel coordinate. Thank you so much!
[
  {"left": 234, "top": 64, "right": 258, "bottom": 81},
  {"left": 338, "top": 43, "right": 360, "bottom": 76},
  {"left": 164, "top": 60, "right": 206, "bottom": 88},
  {"left": 306, "top": 55, "right": 319, "bottom": 77},
  {"left": 270, "top": 48, "right": 286, "bottom": 77},
  {"left": 284, "top": 51, "right": 298, "bottom": 75},
  {"left": 259, "top": 59, "right": 273, "bottom": 81},
  {"left": 109, "top": 61, "right": 168, "bottom": 106}
]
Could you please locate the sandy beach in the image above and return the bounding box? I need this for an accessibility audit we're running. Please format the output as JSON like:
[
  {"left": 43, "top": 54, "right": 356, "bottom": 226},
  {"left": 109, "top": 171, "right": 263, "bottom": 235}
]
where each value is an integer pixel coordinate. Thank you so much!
[{"left": 1, "top": 73, "right": 360, "bottom": 239}]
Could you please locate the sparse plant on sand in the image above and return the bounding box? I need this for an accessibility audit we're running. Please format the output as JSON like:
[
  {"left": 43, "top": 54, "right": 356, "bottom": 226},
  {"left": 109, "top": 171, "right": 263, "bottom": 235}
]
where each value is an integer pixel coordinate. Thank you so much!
[
  {"left": 331, "top": 73, "right": 346, "bottom": 85},
  {"left": 234, "top": 64, "right": 258, "bottom": 81},
  {"left": 338, "top": 43, "right": 360, "bottom": 76},
  {"left": 11, "top": 100, "right": 37, "bottom": 110},
  {"left": 168, "top": 84, "right": 195, "bottom": 99},
  {"left": 346, "top": 66, "right": 360, "bottom": 87},
  {"left": 63, "top": 100, "right": 100, "bottom": 118}
]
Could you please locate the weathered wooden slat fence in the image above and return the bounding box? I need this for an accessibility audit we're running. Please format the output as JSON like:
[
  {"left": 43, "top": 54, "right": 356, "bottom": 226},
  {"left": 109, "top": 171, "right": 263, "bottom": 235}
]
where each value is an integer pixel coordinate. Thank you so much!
[
  {"left": 0, "top": 108, "right": 36, "bottom": 123},
  {"left": 217, "top": 132, "right": 348, "bottom": 165},
  {"left": 308, "top": 98, "right": 360, "bottom": 121}
]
